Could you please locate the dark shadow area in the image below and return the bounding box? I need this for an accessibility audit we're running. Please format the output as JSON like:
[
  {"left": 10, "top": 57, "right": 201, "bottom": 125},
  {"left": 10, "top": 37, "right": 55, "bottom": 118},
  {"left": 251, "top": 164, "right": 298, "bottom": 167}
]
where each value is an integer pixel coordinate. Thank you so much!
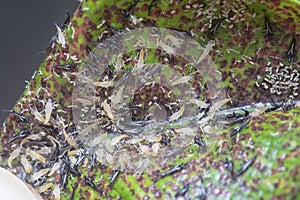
[{"left": 0, "top": 1, "right": 79, "bottom": 124}]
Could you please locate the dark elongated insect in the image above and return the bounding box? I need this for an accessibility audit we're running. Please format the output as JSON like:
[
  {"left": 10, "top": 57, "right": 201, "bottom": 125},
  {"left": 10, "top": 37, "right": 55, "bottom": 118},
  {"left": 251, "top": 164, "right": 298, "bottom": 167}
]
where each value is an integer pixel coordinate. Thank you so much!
[
  {"left": 175, "top": 184, "right": 189, "bottom": 198},
  {"left": 70, "top": 185, "right": 76, "bottom": 200},
  {"left": 224, "top": 158, "right": 235, "bottom": 178},
  {"left": 156, "top": 163, "right": 186, "bottom": 179},
  {"left": 194, "top": 135, "right": 206, "bottom": 148},
  {"left": 195, "top": 176, "right": 206, "bottom": 200},
  {"left": 109, "top": 169, "right": 121, "bottom": 187},
  {"left": 264, "top": 14, "right": 273, "bottom": 38},
  {"left": 265, "top": 102, "right": 283, "bottom": 113},
  {"left": 84, "top": 176, "right": 97, "bottom": 190},
  {"left": 160, "top": 133, "right": 171, "bottom": 146},
  {"left": 236, "top": 155, "right": 257, "bottom": 177},
  {"left": 7, "top": 129, "right": 31, "bottom": 144},
  {"left": 2, "top": 109, "right": 31, "bottom": 123},
  {"left": 225, "top": 109, "right": 249, "bottom": 119},
  {"left": 123, "top": 0, "right": 140, "bottom": 21},
  {"left": 89, "top": 153, "right": 97, "bottom": 170},
  {"left": 208, "top": 18, "right": 223, "bottom": 37},
  {"left": 225, "top": 116, "right": 249, "bottom": 126},
  {"left": 52, "top": 63, "right": 78, "bottom": 70},
  {"left": 74, "top": 152, "right": 87, "bottom": 167},
  {"left": 61, "top": 172, "right": 69, "bottom": 189},
  {"left": 61, "top": 12, "right": 71, "bottom": 30},
  {"left": 46, "top": 12, "right": 71, "bottom": 52},
  {"left": 287, "top": 37, "right": 296, "bottom": 63},
  {"left": 230, "top": 118, "right": 250, "bottom": 137},
  {"left": 148, "top": 0, "right": 160, "bottom": 15}
]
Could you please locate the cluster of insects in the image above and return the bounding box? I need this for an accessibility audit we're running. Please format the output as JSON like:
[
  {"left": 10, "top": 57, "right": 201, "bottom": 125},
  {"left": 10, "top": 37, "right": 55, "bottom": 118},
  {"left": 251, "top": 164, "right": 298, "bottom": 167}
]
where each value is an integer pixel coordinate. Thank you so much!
[
  {"left": 6, "top": 98, "right": 98, "bottom": 199},
  {"left": 256, "top": 62, "right": 299, "bottom": 99}
]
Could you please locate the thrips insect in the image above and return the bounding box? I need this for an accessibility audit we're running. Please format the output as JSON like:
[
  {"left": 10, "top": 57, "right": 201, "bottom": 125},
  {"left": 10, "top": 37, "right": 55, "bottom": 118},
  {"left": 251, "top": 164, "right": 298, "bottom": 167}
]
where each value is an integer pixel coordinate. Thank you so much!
[{"left": 286, "top": 37, "right": 296, "bottom": 63}]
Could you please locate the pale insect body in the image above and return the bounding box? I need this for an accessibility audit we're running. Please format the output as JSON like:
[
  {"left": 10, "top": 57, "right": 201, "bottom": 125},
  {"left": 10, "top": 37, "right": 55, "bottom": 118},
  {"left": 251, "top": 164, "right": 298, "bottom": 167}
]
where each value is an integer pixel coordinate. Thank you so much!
[
  {"left": 102, "top": 100, "right": 114, "bottom": 122},
  {"left": 171, "top": 75, "right": 193, "bottom": 86},
  {"left": 111, "top": 134, "right": 128, "bottom": 146},
  {"left": 63, "top": 129, "right": 78, "bottom": 148},
  {"left": 145, "top": 134, "right": 162, "bottom": 143},
  {"left": 139, "top": 144, "right": 151, "bottom": 155},
  {"left": 8, "top": 147, "right": 21, "bottom": 168},
  {"left": 188, "top": 99, "right": 210, "bottom": 108},
  {"left": 207, "top": 98, "right": 231, "bottom": 119},
  {"left": 152, "top": 142, "right": 160, "bottom": 156},
  {"left": 31, "top": 168, "right": 50, "bottom": 182},
  {"left": 106, "top": 153, "right": 114, "bottom": 165},
  {"left": 93, "top": 81, "right": 114, "bottom": 88},
  {"left": 20, "top": 155, "right": 32, "bottom": 173},
  {"left": 55, "top": 24, "right": 66, "bottom": 48},
  {"left": 27, "top": 149, "right": 46, "bottom": 164},
  {"left": 38, "top": 183, "right": 54, "bottom": 193},
  {"left": 169, "top": 104, "right": 185, "bottom": 122},
  {"left": 48, "top": 162, "right": 61, "bottom": 176},
  {"left": 45, "top": 99, "right": 53, "bottom": 124},
  {"left": 136, "top": 48, "right": 145, "bottom": 72}
]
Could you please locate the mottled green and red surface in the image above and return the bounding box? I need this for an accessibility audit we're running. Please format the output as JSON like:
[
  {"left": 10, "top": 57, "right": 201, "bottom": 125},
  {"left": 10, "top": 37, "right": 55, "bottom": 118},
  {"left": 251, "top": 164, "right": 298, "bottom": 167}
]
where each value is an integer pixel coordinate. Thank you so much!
[{"left": 1, "top": 0, "right": 300, "bottom": 199}]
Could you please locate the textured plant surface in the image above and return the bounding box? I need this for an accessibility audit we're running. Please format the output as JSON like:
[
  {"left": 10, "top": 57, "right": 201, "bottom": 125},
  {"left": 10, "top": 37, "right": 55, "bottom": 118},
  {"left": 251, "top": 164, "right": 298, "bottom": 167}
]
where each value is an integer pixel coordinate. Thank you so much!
[{"left": 0, "top": 0, "right": 300, "bottom": 199}]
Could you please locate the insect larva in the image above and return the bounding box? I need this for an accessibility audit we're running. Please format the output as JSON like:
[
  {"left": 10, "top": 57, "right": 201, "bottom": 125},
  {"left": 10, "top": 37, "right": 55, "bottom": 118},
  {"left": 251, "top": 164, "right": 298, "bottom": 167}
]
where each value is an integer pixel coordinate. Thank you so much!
[
  {"left": 20, "top": 155, "right": 32, "bottom": 173},
  {"left": 63, "top": 129, "right": 78, "bottom": 148},
  {"left": 264, "top": 15, "right": 273, "bottom": 38},
  {"left": 48, "top": 162, "right": 61, "bottom": 176},
  {"left": 111, "top": 134, "right": 128, "bottom": 146},
  {"left": 224, "top": 158, "right": 235, "bottom": 178},
  {"left": 230, "top": 118, "right": 250, "bottom": 137},
  {"left": 93, "top": 81, "right": 114, "bottom": 88},
  {"left": 207, "top": 18, "right": 223, "bottom": 37},
  {"left": 286, "top": 37, "right": 296, "bottom": 63},
  {"left": 188, "top": 99, "right": 210, "bottom": 109},
  {"left": 139, "top": 144, "right": 151, "bottom": 155},
  {"left": 38, "top": 183, "right": 53, "bottom": 193},
  {"left": 115, "top": 53, "right": 123, "bottom": 73},
  {"left": 109, "top": 169, "right": 121, "bottom": 187},
  {"left": 102, "top": 100, "right": 115, "bottom": 122},
  {"left": 236, "top": 155, "right": 257, "bottom": 177},
  {"left": 157, "top": 163, "right": 186, "bottom": 179},
  {"left": 27, "top": 149, "right": 46, "bottom": 164},
  {"left": 1, "top": 109, "right": 31, "bottom": 123},
  {"left": 106, "top": 153, "right": 114, "bottom": 165},
  {"left": 175, "top": 184, "right": 189, "bottom": 198},
  {"left": 171, "top": 75, "right": 193, "bottom": 86},
  {"left": 7, "top": 129, "right": 31, "bottom": 144},
  {"left": 84, "top": 176, "right": 97, "bottom": 190},
  {"left": 32, "top": 108, "right": 46, "bottom": 124},
  {"left": 145, "top": 134, "right": 162, "bottom": 143},
  {"left": 207, "top": 98, "right": 231, "bottom": 119},
  {"left": 55, "top": 23, "right": 66, "bottom": 48},
  {"left": 169, "top": 104, "right": 185, "bottom": 122},
  {"left": 8, "top": 147, "right": 21, "bottom": 168},
  {"left": 31, "top": 168, "right": 50, "bottom": 182}
]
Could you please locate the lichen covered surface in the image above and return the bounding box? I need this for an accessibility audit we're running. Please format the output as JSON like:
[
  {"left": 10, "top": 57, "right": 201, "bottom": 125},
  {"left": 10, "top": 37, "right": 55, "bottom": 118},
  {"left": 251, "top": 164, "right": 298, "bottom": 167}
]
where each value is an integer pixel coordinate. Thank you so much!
[{"left": 1, "top": 0, "right": 300, "bottom": 199}]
